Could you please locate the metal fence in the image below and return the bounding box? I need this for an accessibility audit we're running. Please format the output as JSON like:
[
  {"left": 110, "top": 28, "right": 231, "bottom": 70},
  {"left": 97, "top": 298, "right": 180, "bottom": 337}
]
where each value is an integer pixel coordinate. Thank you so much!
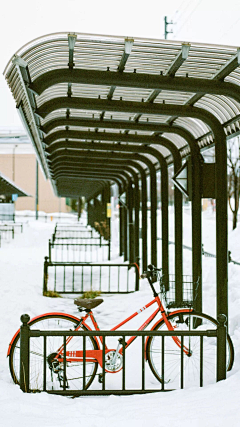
[
  {"left": 48, "top": 240, "right": 111, "bottom": 263},
  {"left": 19, "top": 314, "right": 227, "bottom": 396},
  {"left": 14, "top": 213, "right": 79, "bottom": 223},
  {"left": 0, "top": 222, "right": 23, "bottom": 233},
  {"left": 0, "top": 225, "right": 15, "bottom": 240},
  {"left": 43, "top": 259, "right": 139, "bottom": 294},
  {"left": 53, "top": 230, "right": 98, "bottom": 240}
]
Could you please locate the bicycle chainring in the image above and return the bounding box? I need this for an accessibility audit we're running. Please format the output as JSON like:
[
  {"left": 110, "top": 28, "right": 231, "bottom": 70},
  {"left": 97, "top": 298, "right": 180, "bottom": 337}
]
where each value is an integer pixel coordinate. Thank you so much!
[{"left": 105, "top": 351, "right": 123, "bottom": 372}]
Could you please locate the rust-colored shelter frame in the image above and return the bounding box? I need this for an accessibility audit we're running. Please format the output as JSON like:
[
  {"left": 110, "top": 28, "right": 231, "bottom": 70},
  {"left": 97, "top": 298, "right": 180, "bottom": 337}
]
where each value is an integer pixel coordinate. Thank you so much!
[{"left": 4, "top": 32, "right": 240, "bottom": 320}]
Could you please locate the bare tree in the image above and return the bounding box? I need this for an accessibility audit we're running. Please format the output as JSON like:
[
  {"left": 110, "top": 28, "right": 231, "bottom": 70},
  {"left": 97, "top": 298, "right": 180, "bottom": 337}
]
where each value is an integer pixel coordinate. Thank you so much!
[{"left": 227, "top": 137, "right": 240, "bottom": 230}]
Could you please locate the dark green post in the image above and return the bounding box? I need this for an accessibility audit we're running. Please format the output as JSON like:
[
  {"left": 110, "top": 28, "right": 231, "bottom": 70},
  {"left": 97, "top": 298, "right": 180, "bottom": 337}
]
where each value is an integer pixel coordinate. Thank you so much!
[
  {"left": 43, "top": 256, "right": 49, "bottom": 294},
  {"left": 124, "top": 191, "right": 129, "bottom": 262},
  {"left": 217, "top": 314, "right": 227, "bottom": 381},
  {"left": 135, "top": 264, "right": 140, "bottom": 291},
  {"left": 128, "top": 181, "right": 134, "bottom": 264},
  {"left": 20, "top": 314, "right": 30, "bottom": 392},
  {"left": 48, "top": 239, "right": 52, "bottom": 263},
  {"left": 119, "top": 198, "right": 124, "bottom": 256},
  {"left": 77, "top": 197, "right": 81, "bottom": 221},
  {"left": 141, "top": 171, "right": 148, "bottom": 271}
]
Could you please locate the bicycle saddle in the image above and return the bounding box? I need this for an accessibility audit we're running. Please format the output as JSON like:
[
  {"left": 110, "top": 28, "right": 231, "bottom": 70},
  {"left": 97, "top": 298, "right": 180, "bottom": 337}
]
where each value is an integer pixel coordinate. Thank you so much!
[{"left": 74, "top": 298, "right": 104, "bottom": 310}]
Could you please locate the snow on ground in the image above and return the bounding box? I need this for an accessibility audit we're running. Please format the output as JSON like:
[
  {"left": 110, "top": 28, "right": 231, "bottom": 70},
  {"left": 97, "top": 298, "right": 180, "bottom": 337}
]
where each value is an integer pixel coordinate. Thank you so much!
[{"left": 0, "top": 207, "right": 240, "bottom": 427}]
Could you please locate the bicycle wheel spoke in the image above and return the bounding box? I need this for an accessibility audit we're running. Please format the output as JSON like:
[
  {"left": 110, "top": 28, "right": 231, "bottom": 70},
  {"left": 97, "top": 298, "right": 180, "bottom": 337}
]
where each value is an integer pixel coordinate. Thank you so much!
[{"left": 147, "top": 311, "right": 234, "bottom": 388}]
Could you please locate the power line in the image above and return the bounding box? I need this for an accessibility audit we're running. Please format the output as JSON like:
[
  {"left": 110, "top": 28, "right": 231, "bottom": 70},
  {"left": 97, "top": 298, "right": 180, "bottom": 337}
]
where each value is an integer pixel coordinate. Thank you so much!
[
  {"left": 172, "top": 0, "right": 193, "bottom": 23},
  {"left": 219, "top": 16, "right": 240, "bottom": 41},
  {"left": 174, "top": 0, "right": 203, "bottom": 37}
]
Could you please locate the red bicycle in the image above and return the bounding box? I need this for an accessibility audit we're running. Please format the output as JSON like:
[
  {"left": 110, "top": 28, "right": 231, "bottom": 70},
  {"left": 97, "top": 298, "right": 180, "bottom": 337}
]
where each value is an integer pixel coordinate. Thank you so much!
[{"left": 8, "top": 265, "right": 234, "bottom": 391}]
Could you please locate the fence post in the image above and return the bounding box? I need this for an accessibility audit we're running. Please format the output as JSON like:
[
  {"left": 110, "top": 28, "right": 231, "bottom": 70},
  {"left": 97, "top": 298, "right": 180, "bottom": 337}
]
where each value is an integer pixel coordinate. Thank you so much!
[
  {"left": 12, "top": 226, "right": 15, "bottom": 240},
  {"left": 135, "top": 263, "right": 140, "bottom": 291},
  {"left": 108, "top": 239, "right": 111, "bottom": 261},
  {"left": 48, "top": 239, "right": 52, "bottom": 263},
  {"left": 217, "top": 314, "right": 227, "bottom": 381},
  {"left": 43, "top": 256, "right": 49, "bottom": 294},
  {"left": 20, "top": 314, "right": 30, "bottom": 392}
]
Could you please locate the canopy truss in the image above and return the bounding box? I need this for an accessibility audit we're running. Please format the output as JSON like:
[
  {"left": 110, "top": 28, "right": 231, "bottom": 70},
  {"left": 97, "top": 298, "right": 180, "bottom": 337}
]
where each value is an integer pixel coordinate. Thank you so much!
[
  {"left": 5, "top": 31, "right": 240, "bottom": 322},
  {"left": 4, "top": 32, "right": 240, "bottom": 198}
]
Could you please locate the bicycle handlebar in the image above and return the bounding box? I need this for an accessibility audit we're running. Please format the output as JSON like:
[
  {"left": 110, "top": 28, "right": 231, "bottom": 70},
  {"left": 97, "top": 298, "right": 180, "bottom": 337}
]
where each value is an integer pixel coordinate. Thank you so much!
[
  {"left": 140, "top": 265, "right": 162, "bottom": 297},
  {"left": 140, "top": 264, "right": 162, "bottom": 280}
]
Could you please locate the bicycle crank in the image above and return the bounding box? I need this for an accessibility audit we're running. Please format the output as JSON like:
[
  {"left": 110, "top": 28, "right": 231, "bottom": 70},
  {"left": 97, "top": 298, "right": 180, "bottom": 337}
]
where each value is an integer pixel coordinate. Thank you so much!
[{"left": 105, "top": 351, "right": 123, "bottom": 372}]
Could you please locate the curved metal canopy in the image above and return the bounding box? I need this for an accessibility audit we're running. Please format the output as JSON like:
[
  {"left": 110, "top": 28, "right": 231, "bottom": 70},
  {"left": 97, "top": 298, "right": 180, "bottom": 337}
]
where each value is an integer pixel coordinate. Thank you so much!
[{"left": 4, "top": 32, "right": 240, "bottom": 198}]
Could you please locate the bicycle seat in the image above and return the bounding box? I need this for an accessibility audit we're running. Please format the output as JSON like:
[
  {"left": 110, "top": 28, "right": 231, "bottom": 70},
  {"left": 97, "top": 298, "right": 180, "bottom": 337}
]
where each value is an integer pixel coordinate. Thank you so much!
[{"left": 74, "top": 298, "right": 104, "bottom": 310}]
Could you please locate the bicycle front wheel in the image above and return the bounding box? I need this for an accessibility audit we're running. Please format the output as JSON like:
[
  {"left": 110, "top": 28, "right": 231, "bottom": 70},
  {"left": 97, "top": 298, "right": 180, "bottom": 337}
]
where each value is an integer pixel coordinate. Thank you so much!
[
  {"left": 147, "top": 311, "right": 234, "bottom": 388},
  {"left": 9, "top": 314, "right": 98, "bottom": 391}
]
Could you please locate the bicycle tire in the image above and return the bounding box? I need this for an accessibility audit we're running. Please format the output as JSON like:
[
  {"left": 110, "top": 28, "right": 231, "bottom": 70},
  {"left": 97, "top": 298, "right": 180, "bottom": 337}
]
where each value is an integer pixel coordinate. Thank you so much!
[
  {"left": 146, "top": 311, "right": 234, "bottom": 388},
  {"left": 9, "top": 313, "right": 98, "bottom": 391}
]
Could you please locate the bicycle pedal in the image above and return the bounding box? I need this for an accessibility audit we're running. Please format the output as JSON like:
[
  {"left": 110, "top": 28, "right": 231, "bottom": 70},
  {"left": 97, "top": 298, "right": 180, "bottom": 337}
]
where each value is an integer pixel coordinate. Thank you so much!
[{"left": 98, "top": 373, "right": 103, "bottom": 383}]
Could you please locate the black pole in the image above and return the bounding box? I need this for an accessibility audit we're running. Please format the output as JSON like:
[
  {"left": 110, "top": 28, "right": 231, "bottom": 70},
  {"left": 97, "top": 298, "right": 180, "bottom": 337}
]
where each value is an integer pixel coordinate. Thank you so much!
[
  {"left": 216, "top": 133, "right": 228, "bottom": 321},
  {"left": 20, "top": 314, "right": 30, "bottom": 392},
  {"left": 191, "top": 154, "right": 203, "bottom": 312},
  {"left": 217, "top": 314, "right": 227, "bottom": 381},
  {"left": 77, "top": 197, "right": 81, "bottom": 221},
  {"left": 119, "top": 198, "right": 124, "bottom": 256},
  {"left": 128, "top": 181, "right": 134, "bottom": 263},
  {"left": 43, "top": 256, "right": 49, "bottom": 294}
]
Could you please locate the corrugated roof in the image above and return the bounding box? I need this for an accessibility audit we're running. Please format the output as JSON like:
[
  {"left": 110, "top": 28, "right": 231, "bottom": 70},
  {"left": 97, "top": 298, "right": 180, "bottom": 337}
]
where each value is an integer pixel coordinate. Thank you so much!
[{"left": 4, "top": 32, "right": 240, "bottom": 197}]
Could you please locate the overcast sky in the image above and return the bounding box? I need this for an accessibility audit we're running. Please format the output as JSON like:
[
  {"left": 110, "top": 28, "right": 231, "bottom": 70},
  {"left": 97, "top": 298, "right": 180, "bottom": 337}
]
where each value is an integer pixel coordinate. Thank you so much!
[{"left": 1, "top": 0, "right": 240, "bottom": 129}]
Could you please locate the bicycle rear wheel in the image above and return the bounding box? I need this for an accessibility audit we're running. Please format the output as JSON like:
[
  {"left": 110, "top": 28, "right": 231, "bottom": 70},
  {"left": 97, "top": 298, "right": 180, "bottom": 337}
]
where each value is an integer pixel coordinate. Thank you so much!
[
  {"left": 9, "top": 314, "right": 98, "bottom": 391},
  {"left": 147, "top": 311, "right": 234, "bottom": 388}
]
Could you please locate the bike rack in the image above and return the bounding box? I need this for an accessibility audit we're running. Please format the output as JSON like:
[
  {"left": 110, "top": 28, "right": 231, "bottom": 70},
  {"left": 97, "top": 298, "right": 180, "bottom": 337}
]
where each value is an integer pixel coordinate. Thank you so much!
[
  {"left": 43, "top": 258, "right": 140, "bottom": 294},
  {"left": 19, "top": 313, "right": 227, "bottom": 395}
]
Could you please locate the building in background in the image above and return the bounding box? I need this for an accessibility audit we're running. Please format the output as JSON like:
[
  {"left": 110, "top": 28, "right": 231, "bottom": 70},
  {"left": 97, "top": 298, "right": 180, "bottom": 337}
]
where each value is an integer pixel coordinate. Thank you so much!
[{"left": 0, "top": 128, "right": 70, "bottom": 213}]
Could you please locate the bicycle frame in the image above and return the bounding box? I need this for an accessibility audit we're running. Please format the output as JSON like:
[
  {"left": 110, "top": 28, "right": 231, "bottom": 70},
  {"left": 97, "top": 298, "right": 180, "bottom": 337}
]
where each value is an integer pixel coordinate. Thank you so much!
[{"left": 54, "top": 295, "right": 192, "bottom": 371}]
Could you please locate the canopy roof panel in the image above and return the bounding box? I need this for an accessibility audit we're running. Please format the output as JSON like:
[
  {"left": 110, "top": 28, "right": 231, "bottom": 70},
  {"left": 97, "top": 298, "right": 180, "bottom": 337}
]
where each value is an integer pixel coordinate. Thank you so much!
[
  {"left": 4, "top": 32, "right": 240, "bottom": 198},
  {"left": 0, "top": 172, "right": 30, "bottom": 197}
]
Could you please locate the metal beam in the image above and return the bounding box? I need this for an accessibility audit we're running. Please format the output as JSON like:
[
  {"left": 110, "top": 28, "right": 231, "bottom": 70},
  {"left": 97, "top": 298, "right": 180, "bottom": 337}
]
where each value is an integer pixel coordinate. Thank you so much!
[
  {"left": 102, "top": 38, "right": 133, "bottom": 119},
  {"left": 29, "top": 68, "right": 240, "bottom": 102},
  {"left": 68, "top": 34, "right": 77, "bottom": 69},
  {"left": 166, "top": 43, "right": 190, "bottom": 77},
  {"left": 44, "top": 129, "right": 173, "bottom": 149},
  {"left": 35, "top": 96, "right": 227, "bottom": 126}
]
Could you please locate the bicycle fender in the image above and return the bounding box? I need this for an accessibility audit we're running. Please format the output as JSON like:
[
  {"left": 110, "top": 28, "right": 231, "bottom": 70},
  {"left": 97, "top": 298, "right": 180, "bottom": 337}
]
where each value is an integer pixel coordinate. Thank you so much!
[
  {"left": 144, "top": 308, "right": 193, "bottom": 360},
  {"left": 7, "top": 312, "right": 83, "bottom": 357}
]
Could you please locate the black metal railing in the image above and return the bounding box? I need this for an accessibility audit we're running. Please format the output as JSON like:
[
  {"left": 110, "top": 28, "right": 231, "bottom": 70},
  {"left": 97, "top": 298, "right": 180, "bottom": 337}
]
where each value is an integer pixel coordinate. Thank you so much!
[
  {"left": 48, "top": 239, "right": 111, "bottom": 263},
  {"left": 0, "top": 225, "right": 14, "bottom": 240},
  {"left": 19, "top": 314, "right": 227, "bottom": 396},
  {"left": 52, "top": 235, "right": 102, "bottom": 246},
  {"left": 0, "top": 222, "right": 23, "bottom": 233},
  {"left": 14, "top": 213, "right": 79, "bottom": 223},
  {"left": 53, "top": 224, "right": 97, "bottom": 238},
  {"left": 43, "top": 258, "right": 140, "bottom": 293},
  {"left": 53, "top": 230, "right": 97, "bottom": 240},
  {"left": 55, "top": 223, "right": 88, "bottom": 229}
]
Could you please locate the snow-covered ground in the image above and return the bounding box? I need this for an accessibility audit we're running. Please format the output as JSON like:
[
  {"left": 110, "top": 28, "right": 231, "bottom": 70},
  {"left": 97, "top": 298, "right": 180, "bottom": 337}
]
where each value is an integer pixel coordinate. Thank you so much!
[{"left": 0, "top": 207, "right": 240, "bottom": 427}]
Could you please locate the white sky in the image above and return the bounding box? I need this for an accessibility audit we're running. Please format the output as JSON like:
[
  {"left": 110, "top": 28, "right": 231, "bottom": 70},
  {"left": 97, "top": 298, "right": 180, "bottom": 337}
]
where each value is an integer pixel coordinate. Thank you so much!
[{"left": 1, "top": 0, "right": 240, "bottom": 128}]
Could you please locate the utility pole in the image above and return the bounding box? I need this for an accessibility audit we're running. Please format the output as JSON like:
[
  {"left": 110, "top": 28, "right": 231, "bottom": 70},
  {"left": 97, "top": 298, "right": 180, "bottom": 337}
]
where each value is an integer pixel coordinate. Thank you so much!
[{"left": 164, "top": 16, "right": 173, "bottom": 39}]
